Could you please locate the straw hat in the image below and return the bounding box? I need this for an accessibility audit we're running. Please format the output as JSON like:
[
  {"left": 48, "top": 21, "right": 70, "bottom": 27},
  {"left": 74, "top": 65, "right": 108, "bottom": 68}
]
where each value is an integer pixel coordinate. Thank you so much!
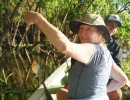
[{"left": 69, "top": 14, "right": 111, "bottom": 42}]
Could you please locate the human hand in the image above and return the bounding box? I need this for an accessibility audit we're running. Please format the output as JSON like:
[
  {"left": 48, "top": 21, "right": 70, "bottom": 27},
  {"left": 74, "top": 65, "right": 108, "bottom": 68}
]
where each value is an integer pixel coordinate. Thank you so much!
[
  {"left": 123, "top": 81, "right": 130, "bottom": 91},
  {"left": 123, "top": 85, "right": 129, "bottom": 91},
  {"left": 24, "top": 11, "right": 37, "bottom": 26}
]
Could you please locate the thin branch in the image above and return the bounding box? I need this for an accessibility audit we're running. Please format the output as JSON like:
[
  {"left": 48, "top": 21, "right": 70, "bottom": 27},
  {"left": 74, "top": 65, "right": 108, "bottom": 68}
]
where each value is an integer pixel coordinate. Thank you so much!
[
  {"left": 116, "top": 2, "right": 130, "bottom": 14},
  {"left": 12, "top": 21, "right": 20, "bottom": 45},
  {"left": 60, "top": 0, "right": 73, "bottom": 31},
  {"left": 84, "top": 0, "right": 95, "bottom": 15},
  {"left": 27, "top": 0, "right": 37, "bottom": 10},
  {"left": 24, "top": 48, "right": 32, "bottom": 85},
  {"left": 10, "top": 0, "right": 24, "bottom": 20},
  {"left": 12, "top": 49, "right": 23, "bottom": 86}
]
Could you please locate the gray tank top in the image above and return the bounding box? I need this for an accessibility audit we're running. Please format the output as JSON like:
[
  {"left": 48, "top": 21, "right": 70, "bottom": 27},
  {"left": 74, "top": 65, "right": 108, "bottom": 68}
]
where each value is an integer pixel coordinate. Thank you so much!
[{"left": 67, "top": 44, "right": 113, "bottom": 99}]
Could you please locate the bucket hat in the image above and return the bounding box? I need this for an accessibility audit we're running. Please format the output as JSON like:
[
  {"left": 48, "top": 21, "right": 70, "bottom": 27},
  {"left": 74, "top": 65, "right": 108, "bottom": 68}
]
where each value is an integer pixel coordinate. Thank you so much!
[
  {"left": 69, "top": 14, "right": 111, "bottom": 42},
  {"left": 104, "top": 14, "right": 122, "bottom": 27}
]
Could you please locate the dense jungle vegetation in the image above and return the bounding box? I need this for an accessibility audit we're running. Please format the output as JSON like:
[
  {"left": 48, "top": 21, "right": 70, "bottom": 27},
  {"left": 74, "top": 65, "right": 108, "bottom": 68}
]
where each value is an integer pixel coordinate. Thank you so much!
[{"left": 0, "top": 0, "right": 130, "bottom": 100}]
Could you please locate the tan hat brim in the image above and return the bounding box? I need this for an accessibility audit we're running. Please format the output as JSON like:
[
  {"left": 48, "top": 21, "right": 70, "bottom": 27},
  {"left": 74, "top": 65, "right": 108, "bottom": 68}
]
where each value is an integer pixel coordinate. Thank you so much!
[{"left": 69, "top": 20, "right": 111, "bottom": 42}]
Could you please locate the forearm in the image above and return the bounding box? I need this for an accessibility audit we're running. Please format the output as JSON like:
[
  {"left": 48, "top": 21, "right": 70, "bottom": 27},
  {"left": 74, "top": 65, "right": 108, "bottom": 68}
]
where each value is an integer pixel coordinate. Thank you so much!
[
  {"left": 24, "top": 11, "right": 93, "bottom": 64},
  {"left": 27, "top": 12, "right": 71, "bottom": 54},
  {"left": 108, "top": 60, "right": 129, "bottom": 92},
  {"left": 107, "top": 79, "right": 125, "bottom": 93}
]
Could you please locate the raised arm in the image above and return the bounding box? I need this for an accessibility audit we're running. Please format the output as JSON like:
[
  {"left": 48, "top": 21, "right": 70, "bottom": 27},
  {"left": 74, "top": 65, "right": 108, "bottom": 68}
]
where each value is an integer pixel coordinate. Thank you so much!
[
  {"left": 24, "top": 11, "right": 93, "bottom": 64},
  {"left": 107, "top": 62, "right": 129, "bottom": 93}
]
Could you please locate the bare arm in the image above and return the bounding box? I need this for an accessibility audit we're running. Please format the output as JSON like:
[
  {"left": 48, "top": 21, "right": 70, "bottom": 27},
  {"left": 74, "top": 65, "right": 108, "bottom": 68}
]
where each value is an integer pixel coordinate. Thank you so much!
[
  {"left": 24, "top": 11, "right": 93, "bottom": 64},
  {"left": 107, "top": 62, "right": 129, "bottom": 93}
]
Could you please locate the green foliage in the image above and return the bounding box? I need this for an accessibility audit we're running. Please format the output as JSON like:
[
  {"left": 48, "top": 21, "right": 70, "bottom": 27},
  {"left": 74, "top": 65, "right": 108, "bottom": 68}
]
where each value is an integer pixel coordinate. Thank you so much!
[
  {"left": 122, "top": 59, "right": 130, "bottom": 78},
  {"left": 0, "top": 69, "right": 12, "bottom": 85},
  {"left": 117, "top": 12, "right": 130, "bottom": 50},
  {"left": 122, "top": 58, "right": 130, "bottom": 100}
]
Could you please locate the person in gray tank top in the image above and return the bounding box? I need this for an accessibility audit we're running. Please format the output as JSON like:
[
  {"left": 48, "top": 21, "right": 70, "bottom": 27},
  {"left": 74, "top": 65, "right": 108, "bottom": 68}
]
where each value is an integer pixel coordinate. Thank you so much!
[{"left": 24, "top": 12, "right": 129, "bottom": 100}]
